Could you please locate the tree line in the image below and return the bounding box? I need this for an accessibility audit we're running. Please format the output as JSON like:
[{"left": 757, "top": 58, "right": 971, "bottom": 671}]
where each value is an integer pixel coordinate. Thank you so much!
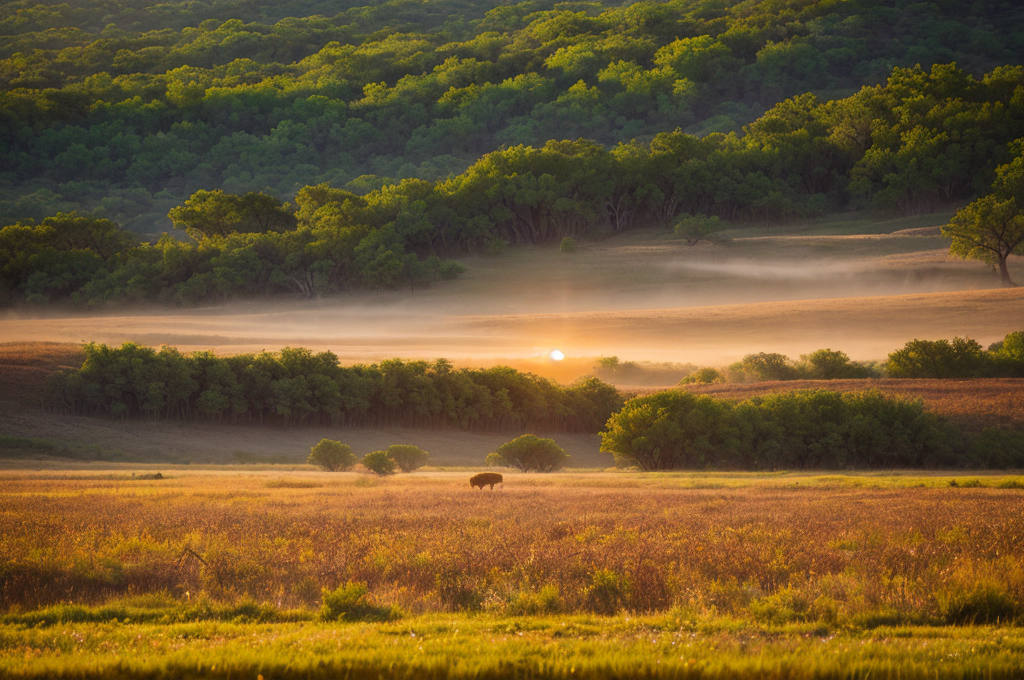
[
  {"left": 4, "top": 62, "right": 1024, "bottom": 305},
  {"left": 2, "top": 0, "right": 1023, "bottom": 231},
  {"left": 601, "top": 388, "right": 1023, "bottom": 471},
  {"left": 45, "top": 342, "right": 624, "bottom": 431}
]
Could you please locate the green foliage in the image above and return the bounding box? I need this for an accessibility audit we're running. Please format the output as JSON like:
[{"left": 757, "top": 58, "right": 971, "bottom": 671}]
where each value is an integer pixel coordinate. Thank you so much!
[
  {"left": 968, "top": 428, "right": 1024, "bottom": 469},
  {"left": 320, "top": 582, "right": 399, "bottom": 622},
  {"left": 496, "top": 434, "right": 568, "bottom": 472},
  {"left": 680, "top": 367, "right": 721, "bottom": 384},
  {"left": 386, "top": 444, "right": 429, "bottom": 472},
  {"left": 362, "top": 450, "right": 396, "bottom": 475},
  {"left": 5, "top": 58, "right": 1024, "bottom": 307},
  {"left": 673, "top": 213, "right": 723, "bottom": 246},
  {"left": 584, "top": 569, "right": 630, "bottom": 615},
  {"left": 798, "top": 349, "right": 874, "bottom": 380},
  {"left": 308, "top": 439, "right": 357, "bottom": 471},
  {"left": 602, "top": 389, "right": 953, "bottom": 470},
  {"left": 504, "top": 585, "right": 561, "bottom": 616},
  {"left": 943, "top": 195, "right": 1024, "bottom": 287},
  {"left": 559, "top": 237, "right": 577, "bottom": 253},
  {"left": 48, "top": 343, "right": 623, "bottom": 431},
  {"left": 730, "top": 353, "right": 799, "bottom": 382},
  {"left": 168, "top": 190, "right": 297, "bottom": 240},
  {"left": 600, "top": 390, "right": 738, "bottom": 470},
  {"left": 485, "top": 452, "right": 507, "bottom": 467},
  {"left": 938, "top": 582, "right": 1018, "bottom": 625},
  {"left": 886, "top": 337, "right": 990, "bottom": 378}
]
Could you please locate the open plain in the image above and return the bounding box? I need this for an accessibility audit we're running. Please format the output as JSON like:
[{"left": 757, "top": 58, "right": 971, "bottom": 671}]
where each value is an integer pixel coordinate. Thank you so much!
[{"left": 2, "top": 470, "right": 1024, "bottom": 679}]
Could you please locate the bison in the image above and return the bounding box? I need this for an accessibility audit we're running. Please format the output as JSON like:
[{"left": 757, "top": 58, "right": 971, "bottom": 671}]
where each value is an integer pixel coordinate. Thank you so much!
[{"left": 470, "top": 472, "right": 503, "bottom": 490}]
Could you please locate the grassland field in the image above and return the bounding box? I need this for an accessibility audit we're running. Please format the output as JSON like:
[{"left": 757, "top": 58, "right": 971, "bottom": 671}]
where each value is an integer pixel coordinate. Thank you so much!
[
  {"left": 2, "top": 470, "right": 1024, "bottom": 679},
  {"left": 3, "top": 211, "right": 1024, "bottom": 678}
]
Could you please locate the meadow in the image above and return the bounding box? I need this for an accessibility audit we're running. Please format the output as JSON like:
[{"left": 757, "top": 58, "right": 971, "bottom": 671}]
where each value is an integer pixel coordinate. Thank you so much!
[
  {"left": 2, "top": 471, "right": 1024, "bottom": 678},
  {"left": 2, "top": 212, "right": 1022, "bottom": 376}
]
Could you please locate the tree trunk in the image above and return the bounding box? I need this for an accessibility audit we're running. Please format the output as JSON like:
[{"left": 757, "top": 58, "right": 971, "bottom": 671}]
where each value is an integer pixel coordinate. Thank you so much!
[{"left": 998, "top": 255, "right": 1017, "bottom": 287}]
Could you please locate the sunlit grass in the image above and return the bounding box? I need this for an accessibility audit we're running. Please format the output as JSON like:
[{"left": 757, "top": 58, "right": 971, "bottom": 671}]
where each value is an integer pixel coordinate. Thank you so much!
[{"left": 1, "top": 612, "right": 1023, "bottom": 679}]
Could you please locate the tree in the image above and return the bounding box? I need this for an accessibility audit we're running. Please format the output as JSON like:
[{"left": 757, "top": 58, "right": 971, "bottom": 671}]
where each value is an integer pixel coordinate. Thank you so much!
[
  {"left": 600, "top": 391, "right": 736, "bottom": 470},
  {"left": 387, "top": 444, "right": 429, "bottom": 472},
  {"left": 886, "top": 338, "right": 989, "bottom": 378},
  {"left": 308, "top": 438, "right": 357, "bottom": 471},
  {"left": 495, "top": 434, "right": 568, "bottom": 472},
  {"left": 485, "top": 452, "right": 507, "bottom": 467},
  {"left": 798, "top": 349, "right": 873, "bottom": 379},
  {"left": 731, "top": 353, "right": 798, "bottom": 382},
  {"left": 673, "top": 213, "right": 723, "bottom": 246},
  {"left": 362, "top": 449, "right": 396, "bottom": 475},
  {"left": 942, "top": 195, "right": 1024, "bottom": 286},
  {"left": 169, "top": 190, "right": 296, "bottom": 240}
]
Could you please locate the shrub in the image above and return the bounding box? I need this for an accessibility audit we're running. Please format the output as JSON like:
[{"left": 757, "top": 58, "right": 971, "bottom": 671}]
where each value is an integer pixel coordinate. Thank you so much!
[
  {"left": 584, "top": 569, "right": 630, "bottom": 615},
  {"left": 435, "top": 570, "right": 481, "bottom": 611},
  {"left": 969, "top": 428, "right": 1024, "bottom": 468},
  {"left": 673, "top": 213, "right": 723, "bottom": 246},
  {"left": 362, "top": 450, "right": 396, "bottom": 475},
  {"left": 496, "top": 435, "right": 569, "bottom": 472},
  {"left": 386, "top": 445, "right": 429, "bottom": 472},
  {"left": 886, "top": 337, "right": 990, "bottom": 378},
  {"left": 939, "top": 582, "right": 1017, "bottom": 624},
  {"left": 485, "top": 452, "right": 507, "bottom": 467},
  {"left": 602, "top": 389, "right": 953, "bottom": 470},
  {"left": 798, "top": 349, "right": 874, "bottom": 379},
  {"left": 735, "top": 389, "right": 952, "bottom": 469},
  {"left": 730, "top": 352, "right": 798, "bottom": 381},
  {"left": 559, "top": 237, "right": 577, "bottom": 253},
  {"left": 320, "top": 582, "right": 399, "bottom": 622},
  {"left": 308, "top": 439, "right": 357, "bottom": 471},
  {"left": 680, "top": 367, "right": 721, "bottom": 384},
  {"left": 437, "top": 261, "right": 467, "bottom": 280},
  {"left": 601, "top": 391, "right": 737, "bottom": 470},
  {"left": 505, "top": 585, "right": 562, "bottom": 615}
]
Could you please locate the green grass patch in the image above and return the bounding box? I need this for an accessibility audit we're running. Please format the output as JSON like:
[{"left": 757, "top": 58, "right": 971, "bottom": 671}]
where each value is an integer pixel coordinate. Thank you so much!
[{"left": 1, "top": 612, "right": 1023, "bottom": 679}]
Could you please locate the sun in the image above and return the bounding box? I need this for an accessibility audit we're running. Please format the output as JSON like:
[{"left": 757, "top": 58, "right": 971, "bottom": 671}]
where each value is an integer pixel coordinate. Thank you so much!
[{"left": 549, "top": 349, "right": 565, "bottom": 361}]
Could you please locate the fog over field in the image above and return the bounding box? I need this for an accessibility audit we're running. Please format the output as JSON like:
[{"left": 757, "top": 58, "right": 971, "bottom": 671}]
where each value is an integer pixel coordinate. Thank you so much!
[{"left": 2, "top": 220, "right": 1022, "bottom": 381}]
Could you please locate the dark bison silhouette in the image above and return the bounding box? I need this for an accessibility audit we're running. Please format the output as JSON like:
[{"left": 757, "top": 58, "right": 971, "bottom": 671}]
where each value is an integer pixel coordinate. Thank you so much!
[{"left": 470, "top": 472, "right": 503, "bottom": 489}]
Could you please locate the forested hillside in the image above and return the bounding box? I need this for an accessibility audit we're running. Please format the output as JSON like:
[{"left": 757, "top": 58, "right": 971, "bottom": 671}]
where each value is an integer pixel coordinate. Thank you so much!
[
  {"left": 3, "top": 62, "right": 1024, "bottom": 305},
  {"left": 2, "top": 0, "right": 1023, "bottom": 232}
]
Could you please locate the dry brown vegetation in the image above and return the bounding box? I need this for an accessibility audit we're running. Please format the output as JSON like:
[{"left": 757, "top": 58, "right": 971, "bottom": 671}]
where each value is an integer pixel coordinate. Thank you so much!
[{"left": 3, "top": 472, "right": 1023, "bottom": 625}]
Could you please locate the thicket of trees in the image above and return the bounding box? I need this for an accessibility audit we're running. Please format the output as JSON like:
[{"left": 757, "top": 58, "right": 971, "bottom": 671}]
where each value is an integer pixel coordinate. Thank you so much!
[
  {"left": 674, "top": 332, "right": 1024, "bottom": 383},
  {"left": 601, "top": 389, "right": 1014, "bottom": 470},
  {"left": 3, "top": 0, "right": 1022, "bottom": 231},
  {"left": 4, "top": 62, "right": 1024, "bottom": 305},
  {"left": 45, "top": 342, "right": 624, "bottom": 431}
]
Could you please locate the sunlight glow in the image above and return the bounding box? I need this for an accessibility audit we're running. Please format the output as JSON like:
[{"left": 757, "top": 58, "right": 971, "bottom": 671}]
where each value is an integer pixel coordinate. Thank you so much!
[{"left": 549, "top": 349, "right": 565, "bottom": 361}]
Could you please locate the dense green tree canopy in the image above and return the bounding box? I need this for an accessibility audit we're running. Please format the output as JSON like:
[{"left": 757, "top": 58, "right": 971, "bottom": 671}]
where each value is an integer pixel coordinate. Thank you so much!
[{"left": 1, "top": 0, "right": 1023, "bottom": 232}]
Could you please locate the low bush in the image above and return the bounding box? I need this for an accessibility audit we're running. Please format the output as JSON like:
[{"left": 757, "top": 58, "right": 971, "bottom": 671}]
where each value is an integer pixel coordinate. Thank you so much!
[
  {"left": 362, "top": 450, "right": 396, "bottom": 475},
  {"left": 320, "top": 582, "right": 400, "bottom": 622},
  {"left": 496, "top": 435, "right": 569, "bottom": 472},
  {"left": 939, "top": 582, "right": 1018, "bottom": 624},
  {"left": 308, "top": 439, "right": 358, "bottom": 471},
  {"left": 387, "top": 445, "right": 430, "bottom": 472}
]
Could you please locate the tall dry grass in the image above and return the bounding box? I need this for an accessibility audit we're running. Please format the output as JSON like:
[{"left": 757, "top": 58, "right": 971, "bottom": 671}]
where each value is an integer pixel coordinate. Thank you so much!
[{"left": 2, "top": 472, "right": 1022, "bottom": 625}]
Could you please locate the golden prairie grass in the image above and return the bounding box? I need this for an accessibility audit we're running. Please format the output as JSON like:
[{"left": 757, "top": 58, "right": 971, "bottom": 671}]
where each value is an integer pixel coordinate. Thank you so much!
[{"left": 3, "top": 471, "right": 1023, "bottom": 626}]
